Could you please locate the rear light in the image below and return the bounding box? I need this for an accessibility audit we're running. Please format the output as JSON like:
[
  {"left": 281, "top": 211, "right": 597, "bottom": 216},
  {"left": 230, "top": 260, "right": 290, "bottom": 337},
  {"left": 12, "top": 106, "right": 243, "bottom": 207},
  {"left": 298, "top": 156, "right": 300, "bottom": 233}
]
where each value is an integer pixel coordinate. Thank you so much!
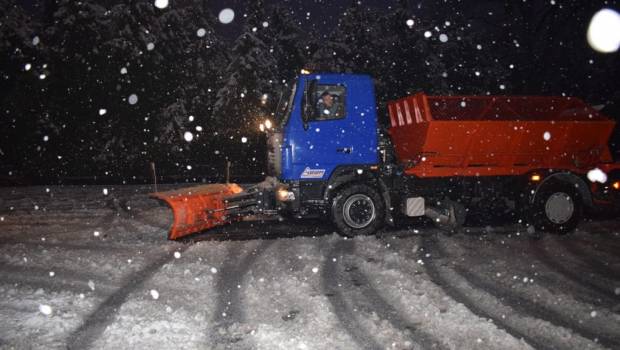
[{"left": 613, "top": 181, "right": 620, "bottom": 190}]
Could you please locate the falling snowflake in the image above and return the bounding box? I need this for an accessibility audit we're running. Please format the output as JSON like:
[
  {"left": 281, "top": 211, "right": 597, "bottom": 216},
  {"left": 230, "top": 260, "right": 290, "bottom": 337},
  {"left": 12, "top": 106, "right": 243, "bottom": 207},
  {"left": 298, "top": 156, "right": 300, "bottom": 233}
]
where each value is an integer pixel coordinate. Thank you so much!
[
  {"left": 24, "top": 63, "right": 32, "bottom": 71},
  {"left": 146, "top": 42, "right": 155, "bottom": 51},
  {"left": 98, "top": 109, "right": 107, "bottom": 116},
  {"left": 587, "top": 168, "right": 607, "bottom": 183},
  {"left": 439, "top": 34, "right": 448, "bottom": 42},
  {"left": 43, "top": 135, "right": 49, "bottom": 142},
  {"left": 218, "top": 8, "right": 235, "bottom": 24},
  {"left": 128, "top": 94, "right": 138, "bottom": 105},
  {"left": 154, "top": 0, "right": 168, "bottom": 9},
  {"left": 197, "top": 28, "right": 206, "bottom": 37},
  {"left": 210, "top": 267, "right": 218, "bottom": 274},
  {"left": 174, "top": 251, "right": 181, "bottom": 259},
  {"left": 39, "top": 304, "right": 52, "bottom": 315},
  {"left": 184, "top": 131, "right": 194, "bottom": 142},
  {"left": 102, "top": 188, "right": 108, "bottom": 195},
  {"left": 39, "top": 74, "right": 46, "bottom": 80},
  {"left": 543, "top": 131, "right": 551, "bottom": 141},
  {"left": 311, "top": 267, "right": 319, "bottom": 273},
  {"left": 150, "top": 289, "right": 159, "bottom": 300},
  {"left": 587, "top": 9, "right": 620, "bottom": 53},
  {"left": 32, "top": 36, "right": 40, "bottom": 46},
  {"left": 406, "top": 19, "right": 414, "bottom": 28},
  {"left": 120, "top": 67, "right": 128, "bottom": 75},
  {"left": 241, "top": 136, "right": 248, "bottom": 143},
  {"left": 424, "top": 31, "right": 432, "bottom": 38}
]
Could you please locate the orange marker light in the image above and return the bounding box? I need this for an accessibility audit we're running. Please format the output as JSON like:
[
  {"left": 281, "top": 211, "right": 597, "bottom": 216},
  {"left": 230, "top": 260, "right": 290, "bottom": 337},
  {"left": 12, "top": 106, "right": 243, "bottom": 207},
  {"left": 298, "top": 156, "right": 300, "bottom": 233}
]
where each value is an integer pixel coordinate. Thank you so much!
[
  {"left": 531, "top": 174, "right": 541, "bottom": 182},
  {"left": 613, "top": 181, "right": 620, "bottom": 190}
]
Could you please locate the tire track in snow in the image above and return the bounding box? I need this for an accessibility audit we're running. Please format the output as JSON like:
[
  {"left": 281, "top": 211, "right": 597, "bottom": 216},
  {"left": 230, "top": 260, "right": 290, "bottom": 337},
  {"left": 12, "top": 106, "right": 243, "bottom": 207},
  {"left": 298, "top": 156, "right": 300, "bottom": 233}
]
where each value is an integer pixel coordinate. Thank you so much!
[
  {"left": 420, "top": 234, "right": 550, "bottom": 350},
  {"left": 322, "top": 239, "right": 385, "bottom": 350},
  {"left": 209, "top": 239, "right": 275, "bottom": 348},
  {"left": 529, "top": 239, "right": 619, "bottom": 303},
  {"left": 564, "top": 238, "right": 620, "bottom": 264},
  {"left": 437, "top": 238, "right": 620, "bottom": 350},
  {"left": 0, "top": 239, "right": 135, "bottom": 253},
  {"left": 0, "top": 264, "right": 116, "bottom": 296},
  {"left": 0, "top": 209, "right": 114, "bottom": 243},
  {"left": 556, "top": 238, "right": 620, "bottom": 280},
  {"left": 343, "top": 243, "right": 448, "bottom": 349},
  {"left": 65, "top": 243, "right": 190, "bottom": 350},
  {"left": 323, "top": 239, "right": 443, "bottom": 350}
]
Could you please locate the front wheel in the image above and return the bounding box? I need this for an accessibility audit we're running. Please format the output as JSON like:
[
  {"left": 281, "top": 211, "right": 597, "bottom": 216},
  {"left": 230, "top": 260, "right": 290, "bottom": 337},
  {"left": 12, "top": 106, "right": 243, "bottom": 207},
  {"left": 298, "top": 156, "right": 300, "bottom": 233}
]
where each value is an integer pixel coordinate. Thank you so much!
[
  {"left": 529, "top": 181, "right": 583, "bottom": 234},
  {"left": 331, "top": 184, "right": 385, "bottom": 237}
]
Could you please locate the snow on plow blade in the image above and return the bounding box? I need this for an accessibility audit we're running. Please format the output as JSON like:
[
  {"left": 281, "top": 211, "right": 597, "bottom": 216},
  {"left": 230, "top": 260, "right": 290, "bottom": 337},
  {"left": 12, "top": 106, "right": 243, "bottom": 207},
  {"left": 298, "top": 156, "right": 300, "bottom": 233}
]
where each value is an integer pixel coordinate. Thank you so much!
[{"left": 151, "top": 183, "right": 244, "bottom": 240}]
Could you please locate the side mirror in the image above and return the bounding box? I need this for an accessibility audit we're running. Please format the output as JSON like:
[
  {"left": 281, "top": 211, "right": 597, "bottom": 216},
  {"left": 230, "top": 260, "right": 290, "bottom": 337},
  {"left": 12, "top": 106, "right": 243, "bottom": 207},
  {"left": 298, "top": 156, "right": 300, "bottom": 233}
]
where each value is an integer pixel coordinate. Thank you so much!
[{"left": 302, "top": 79, "right": 317, "bottom": 130}]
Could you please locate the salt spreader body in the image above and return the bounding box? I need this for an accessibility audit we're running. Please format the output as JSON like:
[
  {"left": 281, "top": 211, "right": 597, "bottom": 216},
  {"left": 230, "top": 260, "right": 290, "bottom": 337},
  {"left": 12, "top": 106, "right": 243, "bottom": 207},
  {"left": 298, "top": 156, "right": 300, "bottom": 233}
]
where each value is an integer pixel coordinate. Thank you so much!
[{"left": 153, "top": 74, "right": 620, "bottom": 239}]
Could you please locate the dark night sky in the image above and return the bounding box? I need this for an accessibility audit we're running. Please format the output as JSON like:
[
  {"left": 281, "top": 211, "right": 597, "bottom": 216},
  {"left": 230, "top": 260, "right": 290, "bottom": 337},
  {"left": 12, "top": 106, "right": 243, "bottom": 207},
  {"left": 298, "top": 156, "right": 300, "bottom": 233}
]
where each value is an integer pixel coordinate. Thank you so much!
[
  {"left": 206, "top": 0, "right": 398, "bottom": 38},
  {"left": 18, "top": 0, "right": 399, "bottom": 39}
]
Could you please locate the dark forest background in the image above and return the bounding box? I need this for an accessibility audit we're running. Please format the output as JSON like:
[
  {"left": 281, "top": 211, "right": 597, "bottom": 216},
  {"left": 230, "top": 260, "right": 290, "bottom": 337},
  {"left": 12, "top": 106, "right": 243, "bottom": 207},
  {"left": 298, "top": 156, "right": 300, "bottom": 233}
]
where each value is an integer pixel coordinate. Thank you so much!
[{"left": 1, "top": 0, "right": 619, "bottom": 185}]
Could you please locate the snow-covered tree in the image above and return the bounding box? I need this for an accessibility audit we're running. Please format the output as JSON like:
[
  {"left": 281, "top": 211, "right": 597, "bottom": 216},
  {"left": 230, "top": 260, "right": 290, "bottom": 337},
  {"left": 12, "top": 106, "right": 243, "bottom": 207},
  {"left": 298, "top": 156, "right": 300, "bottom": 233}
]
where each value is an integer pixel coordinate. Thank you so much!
[
  {"left": 212, "top": 1, "right": 278, "bottom": 130},
  {"left": 0, "top": 0, "right": 53, "bottom": 178},
  {"left": 40, "top": 0, "right": 225, "bottom": 177}
]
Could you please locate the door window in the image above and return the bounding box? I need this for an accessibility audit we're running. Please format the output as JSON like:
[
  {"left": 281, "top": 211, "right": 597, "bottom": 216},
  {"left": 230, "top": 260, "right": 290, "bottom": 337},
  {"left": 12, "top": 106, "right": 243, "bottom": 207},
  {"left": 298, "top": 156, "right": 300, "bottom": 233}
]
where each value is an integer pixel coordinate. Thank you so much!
[{"left": 311, "top": 85, "right": 346, "bottom": 121}]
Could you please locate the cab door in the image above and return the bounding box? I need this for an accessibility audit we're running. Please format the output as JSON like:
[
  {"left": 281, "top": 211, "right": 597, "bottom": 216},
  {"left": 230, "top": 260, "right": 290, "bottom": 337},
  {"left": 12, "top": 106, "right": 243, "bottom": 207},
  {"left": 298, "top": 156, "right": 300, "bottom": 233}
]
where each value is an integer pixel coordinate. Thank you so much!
[{"left": 281, "top": 74, "right": 378, "bottom": 181}]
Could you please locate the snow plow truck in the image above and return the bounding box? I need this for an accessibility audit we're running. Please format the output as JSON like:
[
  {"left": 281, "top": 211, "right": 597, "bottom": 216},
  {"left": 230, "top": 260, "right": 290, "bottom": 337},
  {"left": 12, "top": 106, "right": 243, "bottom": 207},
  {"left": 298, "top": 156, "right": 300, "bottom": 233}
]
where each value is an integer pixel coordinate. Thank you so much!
[{"left": 152, "top": 73, "right": 620, "bottom": 240}]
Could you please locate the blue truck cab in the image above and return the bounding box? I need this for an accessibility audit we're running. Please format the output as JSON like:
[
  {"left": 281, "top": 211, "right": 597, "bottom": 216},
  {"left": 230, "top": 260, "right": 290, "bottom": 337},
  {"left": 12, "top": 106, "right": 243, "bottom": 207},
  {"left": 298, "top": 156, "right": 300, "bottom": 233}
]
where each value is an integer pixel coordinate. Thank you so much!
[
  {"left": 267, "top": 73, "right": 388, "bottom": 234},
  {"left": 280, "top": 73, "right": 379, "bottom": 181}
]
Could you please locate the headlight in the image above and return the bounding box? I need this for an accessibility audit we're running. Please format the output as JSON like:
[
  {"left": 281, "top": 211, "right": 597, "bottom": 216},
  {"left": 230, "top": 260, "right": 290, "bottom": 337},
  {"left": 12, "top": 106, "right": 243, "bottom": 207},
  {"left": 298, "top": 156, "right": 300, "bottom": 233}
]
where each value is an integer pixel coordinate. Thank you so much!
[{"left": 276, "top": 188, "right": 295, "bottom": 202}]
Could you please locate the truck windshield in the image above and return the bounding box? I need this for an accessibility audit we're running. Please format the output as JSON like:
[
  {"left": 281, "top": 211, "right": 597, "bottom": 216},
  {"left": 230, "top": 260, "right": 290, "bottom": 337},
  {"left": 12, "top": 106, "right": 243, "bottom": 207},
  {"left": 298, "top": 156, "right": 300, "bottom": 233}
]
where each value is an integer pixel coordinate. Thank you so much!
[{"left": 276, "top": 82, "right": 297, "bottom": 127}]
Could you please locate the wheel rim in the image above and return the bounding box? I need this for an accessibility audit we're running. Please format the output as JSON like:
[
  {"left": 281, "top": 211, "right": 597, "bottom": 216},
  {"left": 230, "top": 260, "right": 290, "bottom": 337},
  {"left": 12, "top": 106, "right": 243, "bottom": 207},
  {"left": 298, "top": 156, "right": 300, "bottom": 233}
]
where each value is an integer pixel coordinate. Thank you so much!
[
  {"left": 544, "top": 192, "right": 574, "bottom": 224},
  {"left": 342, "top": 194, "right": 376, "bottom": 229}
]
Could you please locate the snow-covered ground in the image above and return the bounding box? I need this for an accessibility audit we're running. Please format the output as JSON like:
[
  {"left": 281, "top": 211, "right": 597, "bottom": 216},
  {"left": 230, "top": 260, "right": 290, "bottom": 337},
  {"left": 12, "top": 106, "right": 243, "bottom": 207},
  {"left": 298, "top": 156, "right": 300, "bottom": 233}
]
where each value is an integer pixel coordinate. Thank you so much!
[{"left": 1, "top": 185, "right": 619, "bottom": 350}]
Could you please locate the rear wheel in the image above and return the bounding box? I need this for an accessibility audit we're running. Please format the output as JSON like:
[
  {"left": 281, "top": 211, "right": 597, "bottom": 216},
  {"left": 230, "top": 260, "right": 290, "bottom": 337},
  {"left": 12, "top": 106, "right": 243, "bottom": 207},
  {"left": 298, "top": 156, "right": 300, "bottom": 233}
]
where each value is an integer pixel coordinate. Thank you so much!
[
  {"left": 529, "top": 181, "right": 582, "bottom": 234},
  {"left": 331, "top": 184, "right": 385, "bottom": 237}
]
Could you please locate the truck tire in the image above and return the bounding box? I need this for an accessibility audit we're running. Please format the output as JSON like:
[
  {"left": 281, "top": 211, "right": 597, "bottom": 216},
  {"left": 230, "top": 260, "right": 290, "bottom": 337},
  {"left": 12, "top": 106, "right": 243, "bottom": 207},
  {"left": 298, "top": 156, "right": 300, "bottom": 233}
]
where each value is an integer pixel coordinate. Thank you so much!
[
  {"left": 331, "top": 184, "right": 385, "bottom": 237},
  {"left": 529, "top": 181, "right": 583, "bottom": 234}
]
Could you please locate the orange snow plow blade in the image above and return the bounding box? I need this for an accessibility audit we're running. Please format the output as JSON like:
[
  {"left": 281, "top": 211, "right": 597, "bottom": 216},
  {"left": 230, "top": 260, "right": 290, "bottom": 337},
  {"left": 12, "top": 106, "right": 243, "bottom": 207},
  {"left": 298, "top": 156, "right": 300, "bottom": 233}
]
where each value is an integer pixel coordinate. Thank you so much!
[{"left": 151, "top": 183, "right": 244, "bottom": 240}]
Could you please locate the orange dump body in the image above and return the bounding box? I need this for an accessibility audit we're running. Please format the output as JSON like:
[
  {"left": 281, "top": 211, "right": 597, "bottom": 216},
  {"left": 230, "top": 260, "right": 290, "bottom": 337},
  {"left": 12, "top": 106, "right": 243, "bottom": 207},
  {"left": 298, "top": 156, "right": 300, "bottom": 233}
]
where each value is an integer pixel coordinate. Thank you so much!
[
  {"left": 387, "top": 94, "right": 616, "bottom": 178},
  {"left": 151, "top": 183, "right": 244, "bottom": 239}
]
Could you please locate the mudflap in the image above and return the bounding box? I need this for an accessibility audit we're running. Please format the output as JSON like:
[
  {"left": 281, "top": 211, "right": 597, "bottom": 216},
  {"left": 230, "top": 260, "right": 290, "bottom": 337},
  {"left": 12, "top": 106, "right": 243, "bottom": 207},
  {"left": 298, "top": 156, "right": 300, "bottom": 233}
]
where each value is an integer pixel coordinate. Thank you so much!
[{"left": 151, "top": 183, "right": 244, "bottom": 240}]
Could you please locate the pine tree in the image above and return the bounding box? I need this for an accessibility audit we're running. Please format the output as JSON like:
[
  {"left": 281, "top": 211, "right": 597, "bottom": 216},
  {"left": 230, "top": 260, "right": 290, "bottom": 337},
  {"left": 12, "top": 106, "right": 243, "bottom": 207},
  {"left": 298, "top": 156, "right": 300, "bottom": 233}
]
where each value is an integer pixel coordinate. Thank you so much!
[
  {"left": 212, "top": 0, "right": 277, "bottom": 131},
  {"left": 41, "top": 0, "right": 225, "bottom": 178},
  {"left": 0, "top": 0, "right": 53, "bottom": 179}
]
